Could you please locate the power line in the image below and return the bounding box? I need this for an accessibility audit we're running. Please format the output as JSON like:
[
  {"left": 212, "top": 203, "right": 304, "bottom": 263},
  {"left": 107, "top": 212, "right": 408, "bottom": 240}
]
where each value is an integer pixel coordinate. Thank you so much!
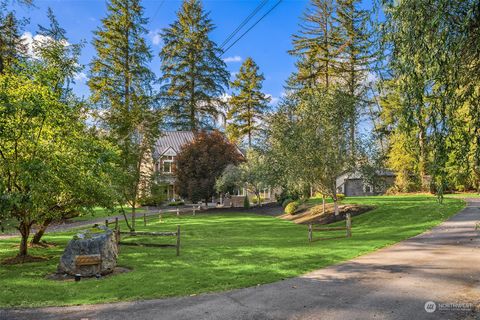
[
  {"left": 222, "top": 0, "right": 283, "bottom": 55},
  {"left": 150, "top": 0, "right": 166, "bottom": 24},
  {"left": 220, "top": 0, "right": 270, "bottom": 49}
]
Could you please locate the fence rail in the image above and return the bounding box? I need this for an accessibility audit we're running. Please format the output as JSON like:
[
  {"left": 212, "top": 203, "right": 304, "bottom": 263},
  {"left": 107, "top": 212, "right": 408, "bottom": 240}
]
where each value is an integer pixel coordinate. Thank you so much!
[
  {"left": 308, "top": 213, "right": 352, "bottom": 242},
  {"left": 107, "top": 218, "right": 181, "bottom": 256}
]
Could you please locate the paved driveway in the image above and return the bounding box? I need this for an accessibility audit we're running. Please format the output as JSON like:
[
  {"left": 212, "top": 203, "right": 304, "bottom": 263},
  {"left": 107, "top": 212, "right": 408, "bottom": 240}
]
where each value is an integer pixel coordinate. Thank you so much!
[{"left": 2, "top": 199, "right": 480, "bottom": 320}]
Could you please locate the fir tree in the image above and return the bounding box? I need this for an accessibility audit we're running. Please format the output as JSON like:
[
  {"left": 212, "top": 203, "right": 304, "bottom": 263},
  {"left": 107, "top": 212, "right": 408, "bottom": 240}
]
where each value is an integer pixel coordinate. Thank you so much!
[
  {"left": 88, "top": 0, "right": 160, "bottom": 231},
  {"left": 227, "top": 57, "right": 270, "bottom": 148},
  {"left": 35, "top": 7, "right": 83, "bottom": 98},
  {"left": 0, "top": 10, "right": 27, "bottom": 74},
  {"left": 336, "top": 0, "right": 373, "bottom": 162},
  {"left": 290, "top": 0, "right": 343, "bottom": 90},
  {"left": 159, "top": 0, "right": 229, "bottom": 131}
]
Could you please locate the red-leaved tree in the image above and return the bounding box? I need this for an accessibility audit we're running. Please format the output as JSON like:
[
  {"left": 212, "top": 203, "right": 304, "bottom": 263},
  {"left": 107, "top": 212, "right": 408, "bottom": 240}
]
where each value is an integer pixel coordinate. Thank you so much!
[{"left": 175, "top": 130, "right": 243, "bottom": 204}]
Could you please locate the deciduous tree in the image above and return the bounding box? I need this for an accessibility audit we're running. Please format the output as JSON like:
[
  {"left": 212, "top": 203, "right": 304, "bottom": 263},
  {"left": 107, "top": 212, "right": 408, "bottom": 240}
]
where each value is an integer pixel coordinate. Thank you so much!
[{"left": 175, "top": 131, "right": 243, "bottom": 204}]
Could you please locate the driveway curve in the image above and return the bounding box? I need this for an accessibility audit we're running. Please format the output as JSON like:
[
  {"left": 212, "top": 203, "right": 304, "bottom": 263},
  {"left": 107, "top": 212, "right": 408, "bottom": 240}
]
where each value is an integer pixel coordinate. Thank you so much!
[{"left": 2, "top": 199, "right": 480, "bottom": 320}]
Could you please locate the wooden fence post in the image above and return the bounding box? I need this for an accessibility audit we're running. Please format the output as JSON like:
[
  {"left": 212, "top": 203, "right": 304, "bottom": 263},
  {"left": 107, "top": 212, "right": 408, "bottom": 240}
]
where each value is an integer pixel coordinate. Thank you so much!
[
  {"left": 308, "top": 224, "right": 312, "bottom": 242},
  {"left": 115, "top": 217, "right": 118, "bottom": 230},
  {"left": 144, "top": 213, "right": 147, "bottom": 227},
  {"left": 346, "top": 213, "right": 352, "bottom": 238},
  {"left": 105, "top": 219, "right": 109, "bottom": 227},
  {"left": 116, "top": 224, "right": 120, "bottom": 249},
  {"left": 176, "top": 225, "right": 181, "bottom": 256},
  {"left": 176, "top": 208, "right": 179, "bottom": 216},
  {"left": 193, "top": 206, "right": 195, "bottom": 216}
]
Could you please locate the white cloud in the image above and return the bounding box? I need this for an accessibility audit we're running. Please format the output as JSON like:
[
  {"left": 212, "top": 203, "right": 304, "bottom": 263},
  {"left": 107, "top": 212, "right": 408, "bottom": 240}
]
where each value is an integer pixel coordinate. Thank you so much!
[
  {"left": 148, "top": 29, "right": 162, "bottom": 46},
  {"left": 21, "top": 31, "right": 70, "bottom": 58},
  {"left": 74, "top": 72, "right": 88, "bottom": 83},
  {"left": 266, "top": 93, "right": 280, "bottom": 106},
  {"left": 223, "top": 56, "right": 242, "bottom": 63},
  {"left": 220, "top": 93, "right": 232, "bottom": 103}
]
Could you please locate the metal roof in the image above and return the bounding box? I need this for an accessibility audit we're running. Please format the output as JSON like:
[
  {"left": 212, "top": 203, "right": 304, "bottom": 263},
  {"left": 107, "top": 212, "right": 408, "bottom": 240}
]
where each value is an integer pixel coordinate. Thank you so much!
[{"left": 154, "top": 131, "right": 195, "bottom": 158}]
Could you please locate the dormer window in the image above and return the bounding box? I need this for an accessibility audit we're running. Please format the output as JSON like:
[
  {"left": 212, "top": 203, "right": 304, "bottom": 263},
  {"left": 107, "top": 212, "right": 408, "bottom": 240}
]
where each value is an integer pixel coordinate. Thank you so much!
[{"left": 161, "top": 156, "right": 174, "bottom": 174}]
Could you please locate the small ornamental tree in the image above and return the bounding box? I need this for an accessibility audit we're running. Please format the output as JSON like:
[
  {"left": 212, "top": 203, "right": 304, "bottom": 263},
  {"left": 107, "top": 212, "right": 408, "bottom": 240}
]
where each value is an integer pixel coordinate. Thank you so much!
[
  {"left": 216, "top": 149, "right": 269, "bottom": 206},
  {"left": 175, "top": 131, "right": 243, "bottom": 204},
  {"left": 0, "top": 71, "right": 119, "bottom": 258}
]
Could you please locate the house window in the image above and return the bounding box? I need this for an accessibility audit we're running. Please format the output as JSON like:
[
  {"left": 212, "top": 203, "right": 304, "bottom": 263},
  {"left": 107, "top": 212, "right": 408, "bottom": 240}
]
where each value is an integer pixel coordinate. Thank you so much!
[
  {"left": 161, "top": 156, "right": 174, "bottom": 174},
  {"left": 364, "top": 184, "right": 372, "bottom": 193}
]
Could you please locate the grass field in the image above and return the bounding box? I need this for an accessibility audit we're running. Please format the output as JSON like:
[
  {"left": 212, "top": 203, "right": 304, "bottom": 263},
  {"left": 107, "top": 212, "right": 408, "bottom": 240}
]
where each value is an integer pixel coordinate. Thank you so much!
[
  {"left": 0, "top": 195, "right": 465, "bottom": 307},
  {"left": 70, "top": 207, "right": 146, "bottom": 222},
  {"left": 0, "top": 207, "right": 147, "bottom": 234}
]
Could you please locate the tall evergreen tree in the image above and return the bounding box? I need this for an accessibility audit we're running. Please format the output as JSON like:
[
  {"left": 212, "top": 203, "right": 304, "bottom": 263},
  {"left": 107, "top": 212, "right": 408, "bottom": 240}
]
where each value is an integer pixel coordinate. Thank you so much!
[
  {"left": 290, "top": 0, "right": 343, "bottom": 90},
  {"left": 35, "top": 7, "right": 83, "bottom": 98},
  {"left": 336, "top": 0, "right": 373, "bottom": 162},
  {"left": 88, "top": 0, "right": 160, "bottom": 231},
  {"left": 227, "top": 57, "right": 270, "bottom": 148},
  {"left": 0, "top": 9, "right": 27, "bottom": 74},
  {"left": 159, "top": 0, "right": 229, "bottom": 131}
]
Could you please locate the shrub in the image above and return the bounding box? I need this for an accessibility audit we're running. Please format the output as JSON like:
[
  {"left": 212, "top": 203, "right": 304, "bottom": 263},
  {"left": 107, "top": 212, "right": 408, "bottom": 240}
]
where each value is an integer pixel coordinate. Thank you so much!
[
  {"left": 139, "top": 183, "right": 168, "bottom": 206},
  {"left": 336, "top": 193, "right": 345, "bottom": 202},
  {"left": 251, "top": 196, "right": 265, "bottom": 205},
  {"left": 282, "top": 198, "right": 293, "bottom": 208},
  {"left": 243, "top": 196, "right": 250, "bottom": 209},
  {"left": 168, "top": 200, "right": 185, "bottom": 206},
  {"left": 284, "top": 201, "right": 299, "bottom": 215},
  {"left": 276, "top": 189, "right": 299, "bottom": 205}
]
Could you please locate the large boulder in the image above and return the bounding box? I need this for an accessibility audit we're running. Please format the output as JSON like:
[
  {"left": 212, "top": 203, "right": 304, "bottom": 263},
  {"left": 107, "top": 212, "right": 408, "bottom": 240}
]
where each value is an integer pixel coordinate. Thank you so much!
[{"left": 58, "top": 225, "right": 118, "bottom": 277}]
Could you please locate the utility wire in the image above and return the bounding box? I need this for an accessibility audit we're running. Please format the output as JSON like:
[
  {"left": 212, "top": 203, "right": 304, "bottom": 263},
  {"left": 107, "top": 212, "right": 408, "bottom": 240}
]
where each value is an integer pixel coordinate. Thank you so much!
[
  {"left": 220, "top": 0, "right": 270, "bottom": 49},
  {"left": 150, "top": 0, "right": 166, "bottom": 24},
  {"left": 222, "top": 0, "right": 283, "bottom": 55}
]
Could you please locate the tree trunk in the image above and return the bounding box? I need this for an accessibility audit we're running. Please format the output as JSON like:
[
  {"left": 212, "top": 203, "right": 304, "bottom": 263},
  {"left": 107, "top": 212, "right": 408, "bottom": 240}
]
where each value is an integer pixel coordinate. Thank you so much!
[
  {"left": 131, "top": 202, "right": 136, "bottom": 232},
  {"left": 334, "top": 199, "right": 339, "bottom": 216},
  {"left": 18, "top": 220, "right": 31, "bottom": 257},
  {"left": 31, "top": 218, "right": 52, "bottom": 245},
  {"left": 333, "top": 189, "right": 339, "bottom": 216},
  {"left": 322, "top": 195, "right": 326, "bottom": 214},
  {"left": 418, "top": 115, "right": 429, "bottom": 192}
]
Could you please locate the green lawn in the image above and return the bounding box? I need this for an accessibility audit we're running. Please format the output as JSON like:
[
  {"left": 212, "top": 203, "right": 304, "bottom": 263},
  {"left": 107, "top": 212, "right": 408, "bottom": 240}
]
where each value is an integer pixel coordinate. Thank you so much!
[
  {"left": 70, "top": 206, "right": 146, "bottom": 222},
  {"left": 0, "top": 195, "right": 465, "bottom": 307},
  {"left": 0, "top": 207, "right": 147, "bottom": 234}
]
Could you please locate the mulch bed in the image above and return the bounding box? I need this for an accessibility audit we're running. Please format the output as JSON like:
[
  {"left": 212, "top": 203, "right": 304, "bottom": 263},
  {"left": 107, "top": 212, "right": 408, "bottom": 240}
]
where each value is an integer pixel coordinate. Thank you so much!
[
  {"left": 29, "top": 241, "right": 57, "bottom": 248},
  {"left": 46, "top": 267, "right": 131, "bottom": 281},
  {"left": 193, "top": 202, "right": 283, "bottom": 216},
  {"left": 280, "top": 204, "right": 375, "bottom": 225},
  {"left": 1, "top": 255, "right": 49, "bottom": 265}
]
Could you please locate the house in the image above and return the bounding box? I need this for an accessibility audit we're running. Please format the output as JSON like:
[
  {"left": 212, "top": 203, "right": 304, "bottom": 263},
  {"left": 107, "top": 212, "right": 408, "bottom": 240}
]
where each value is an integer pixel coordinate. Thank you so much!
[
  {"left": 152, "top": 131, "right": 272, "bottom": 206},
  {"left": 153, "top": 131, "right": 195, "bottom": 200},
  {"left": 336, "top": 170, "right": 396, "bottom": 197}
]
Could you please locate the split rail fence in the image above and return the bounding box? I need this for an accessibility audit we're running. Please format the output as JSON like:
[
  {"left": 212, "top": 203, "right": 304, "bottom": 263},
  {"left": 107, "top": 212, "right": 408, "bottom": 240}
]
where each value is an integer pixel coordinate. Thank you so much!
[{"left": 308, "top": 213, "right": 352, "bottom": 242}]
